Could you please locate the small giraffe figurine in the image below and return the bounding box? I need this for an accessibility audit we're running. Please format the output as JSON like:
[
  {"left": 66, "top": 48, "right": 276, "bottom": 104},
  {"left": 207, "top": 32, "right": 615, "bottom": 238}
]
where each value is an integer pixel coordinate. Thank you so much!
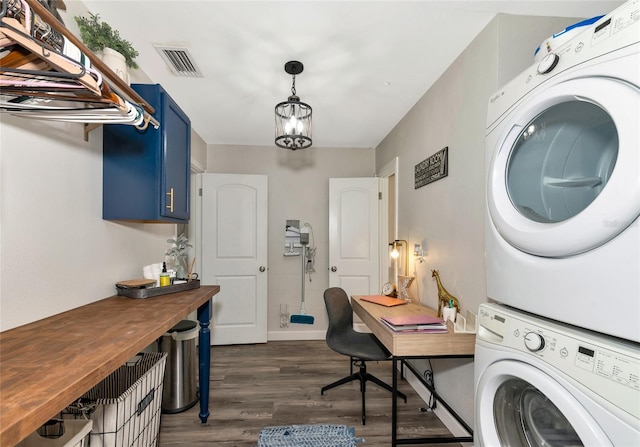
[{"left": 432, "top": 270, "right": 461, "bottom": 317}]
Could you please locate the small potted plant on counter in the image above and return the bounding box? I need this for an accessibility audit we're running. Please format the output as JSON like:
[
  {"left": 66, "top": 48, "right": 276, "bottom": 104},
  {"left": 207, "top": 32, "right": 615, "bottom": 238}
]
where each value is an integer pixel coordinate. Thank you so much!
[{"left": 166, "top": 234, "right": 193, "bottom": 280}]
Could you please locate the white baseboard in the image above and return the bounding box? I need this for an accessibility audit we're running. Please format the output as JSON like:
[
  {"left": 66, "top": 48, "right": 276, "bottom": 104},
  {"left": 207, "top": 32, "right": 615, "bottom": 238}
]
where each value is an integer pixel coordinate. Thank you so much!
[{"left": 268, "top": 330, "right": 326, "bottom": 341}]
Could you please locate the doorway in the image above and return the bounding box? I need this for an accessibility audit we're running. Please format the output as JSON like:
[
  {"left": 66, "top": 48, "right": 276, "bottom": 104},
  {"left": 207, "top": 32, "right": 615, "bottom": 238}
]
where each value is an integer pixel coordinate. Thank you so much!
[{"left": 378, "top": 157, "right": 398, "bottom": 286}]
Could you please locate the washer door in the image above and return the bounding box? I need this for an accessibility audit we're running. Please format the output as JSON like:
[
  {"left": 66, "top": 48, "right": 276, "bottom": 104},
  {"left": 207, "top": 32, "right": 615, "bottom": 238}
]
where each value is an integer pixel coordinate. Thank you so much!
[
  {"left": 476, "top": 360, "right": 611, "bottom": 447},
  {"left": 487, "top": 77, "right": 640, "bottom": 257}
]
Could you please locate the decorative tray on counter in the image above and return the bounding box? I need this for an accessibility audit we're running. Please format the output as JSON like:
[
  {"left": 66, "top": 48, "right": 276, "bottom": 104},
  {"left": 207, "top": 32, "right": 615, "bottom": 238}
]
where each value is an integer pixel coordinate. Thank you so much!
[{"left": 116, "top": 280, "right": 201, "bottom": 299}]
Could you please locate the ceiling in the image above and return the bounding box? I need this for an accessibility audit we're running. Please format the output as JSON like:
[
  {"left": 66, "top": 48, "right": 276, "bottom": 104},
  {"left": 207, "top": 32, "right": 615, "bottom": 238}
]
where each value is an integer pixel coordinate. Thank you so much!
[{"left": 74, "top": 1, "right": 622, "bottom": 149}]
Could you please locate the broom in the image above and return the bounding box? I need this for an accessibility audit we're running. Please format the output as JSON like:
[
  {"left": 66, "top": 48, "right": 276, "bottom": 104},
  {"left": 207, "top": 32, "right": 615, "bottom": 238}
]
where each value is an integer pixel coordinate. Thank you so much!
[{"left": 290, "top": 246, "right": 314, "bottom": 324}]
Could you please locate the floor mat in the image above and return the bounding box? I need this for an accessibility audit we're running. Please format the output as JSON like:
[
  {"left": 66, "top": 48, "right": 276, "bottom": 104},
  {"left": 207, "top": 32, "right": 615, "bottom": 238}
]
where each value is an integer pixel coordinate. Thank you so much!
[{"left": 257, "top": 424, "right": 364, "bottom": 447}]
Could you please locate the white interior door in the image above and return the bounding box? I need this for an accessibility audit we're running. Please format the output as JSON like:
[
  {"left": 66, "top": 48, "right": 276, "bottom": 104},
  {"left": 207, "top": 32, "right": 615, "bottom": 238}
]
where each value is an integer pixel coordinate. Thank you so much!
[
  {"left": 329, "top": 178, "right": 380, "bottom": 296},
  {"left": 196, "top": 173, "right": 268, "bottom": 345}
]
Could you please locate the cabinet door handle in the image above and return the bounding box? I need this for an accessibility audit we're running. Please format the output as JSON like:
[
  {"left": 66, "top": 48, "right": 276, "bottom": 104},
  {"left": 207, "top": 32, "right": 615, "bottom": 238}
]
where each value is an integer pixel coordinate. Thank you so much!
[{"left": 166, "top": 188, "right": 174, "bottom": 213}]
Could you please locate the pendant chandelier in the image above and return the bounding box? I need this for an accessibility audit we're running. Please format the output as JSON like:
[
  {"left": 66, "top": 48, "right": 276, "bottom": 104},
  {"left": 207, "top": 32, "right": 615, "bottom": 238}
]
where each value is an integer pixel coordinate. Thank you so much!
[{"left": 275, "top": 61, "right": 312, "bottom": 150}]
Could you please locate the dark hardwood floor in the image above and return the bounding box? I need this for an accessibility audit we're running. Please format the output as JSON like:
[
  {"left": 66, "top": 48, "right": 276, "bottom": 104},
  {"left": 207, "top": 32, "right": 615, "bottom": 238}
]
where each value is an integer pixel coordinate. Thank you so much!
[{"left": 158, "top": 340, "right": 459, "bottom": 446}]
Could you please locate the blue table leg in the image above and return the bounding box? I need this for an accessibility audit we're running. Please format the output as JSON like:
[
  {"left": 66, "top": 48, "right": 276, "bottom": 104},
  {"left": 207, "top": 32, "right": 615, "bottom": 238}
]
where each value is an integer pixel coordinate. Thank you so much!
[{"left": 197, "top": 298, "right": 212, "bottom": 423}]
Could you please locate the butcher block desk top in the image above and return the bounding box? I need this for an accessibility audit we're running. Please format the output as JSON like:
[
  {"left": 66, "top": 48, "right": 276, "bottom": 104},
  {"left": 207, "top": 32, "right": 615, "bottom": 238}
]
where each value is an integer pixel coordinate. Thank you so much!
[
  {"left": 351, "top": 296, "right": 475, "bottom": 357},
  {"left": 0, "top": 285, "right": 220, "bottom": 446}
]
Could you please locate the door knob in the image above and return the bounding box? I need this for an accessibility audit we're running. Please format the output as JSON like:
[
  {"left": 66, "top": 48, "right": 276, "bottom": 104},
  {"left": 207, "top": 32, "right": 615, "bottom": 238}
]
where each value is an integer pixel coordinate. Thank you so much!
[
  {"left": 259, "top": 266, "right": 266, "bottom": 272},
  {"left": 330, "top": 266, "right": 337, "bottom": 272}
]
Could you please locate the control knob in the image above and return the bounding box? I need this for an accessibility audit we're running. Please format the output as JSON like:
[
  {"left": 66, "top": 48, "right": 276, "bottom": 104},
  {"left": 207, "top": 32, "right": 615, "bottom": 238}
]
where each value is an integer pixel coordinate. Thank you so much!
[
  {"left": 537, "top": 53, "right": 560, "bottom": 74},
  {"left": 524, "top": 332, "right": 545, "bottom": 352}
]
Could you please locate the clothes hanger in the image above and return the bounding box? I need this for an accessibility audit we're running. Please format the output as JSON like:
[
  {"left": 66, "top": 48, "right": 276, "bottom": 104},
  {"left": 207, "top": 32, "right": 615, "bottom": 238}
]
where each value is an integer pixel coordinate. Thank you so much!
[
  {"left": 1, "top": 0, "right": 64, "bottom": 51},
  {"left": 1, "top": 0, "right": 159, "bottom": 129},
  {"left": 0, "top": 45, "right": 51, "bottom": 72},
  {"left": 2, "top": 90, "right": 145, "bottom": 126},
  {"left": 0, "top": 17, "right": 101, "bottom": 95},
  {"left": 1, "top": 79, "right": 128, "bottom": 109},
  {"left": 7, "top": 101, "right": 144, "bottom": 124}
]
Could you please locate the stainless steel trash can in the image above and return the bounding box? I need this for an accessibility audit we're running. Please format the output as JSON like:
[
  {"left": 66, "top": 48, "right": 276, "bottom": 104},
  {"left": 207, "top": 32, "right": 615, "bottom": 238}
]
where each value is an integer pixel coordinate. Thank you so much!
[{"left": 159, "top": 320, "right": 198, "bottom": 413}]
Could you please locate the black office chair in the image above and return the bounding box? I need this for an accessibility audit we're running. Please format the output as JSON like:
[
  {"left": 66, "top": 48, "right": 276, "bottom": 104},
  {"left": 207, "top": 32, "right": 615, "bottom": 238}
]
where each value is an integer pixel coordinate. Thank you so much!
[{"left": 321, "top": 287, "right": 406, "bottom": 425}]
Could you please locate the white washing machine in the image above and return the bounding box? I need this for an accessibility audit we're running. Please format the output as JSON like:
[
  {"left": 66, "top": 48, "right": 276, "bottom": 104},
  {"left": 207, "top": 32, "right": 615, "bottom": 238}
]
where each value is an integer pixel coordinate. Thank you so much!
[
  {"left": 474, "top": 303, "right": 640, "bottom": 446},
  {"left": 485, "top": 0, "right": 640, "bottom": 342}
]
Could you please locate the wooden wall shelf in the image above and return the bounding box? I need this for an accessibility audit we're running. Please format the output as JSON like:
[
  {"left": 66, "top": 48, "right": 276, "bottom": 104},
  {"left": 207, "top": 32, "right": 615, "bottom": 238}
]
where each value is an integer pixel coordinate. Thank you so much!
[{"left": 15, "top": 0, "right": 156, "bottom": 118}]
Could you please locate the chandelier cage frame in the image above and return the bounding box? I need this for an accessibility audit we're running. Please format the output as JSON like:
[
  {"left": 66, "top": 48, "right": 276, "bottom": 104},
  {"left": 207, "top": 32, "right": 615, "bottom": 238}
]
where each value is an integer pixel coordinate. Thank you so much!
[{"left": 275, "top": 61, "right": 312, "bottom": 150}]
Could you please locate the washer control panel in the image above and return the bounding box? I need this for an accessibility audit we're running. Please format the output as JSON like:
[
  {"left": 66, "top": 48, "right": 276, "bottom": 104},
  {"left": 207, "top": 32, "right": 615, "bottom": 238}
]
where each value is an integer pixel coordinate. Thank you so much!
[
  {"left": 524, "top": 331, "right": 546, "bottom": 352},
  {"left": 478, "top": 303, "right": 640, "bottom": 420}
]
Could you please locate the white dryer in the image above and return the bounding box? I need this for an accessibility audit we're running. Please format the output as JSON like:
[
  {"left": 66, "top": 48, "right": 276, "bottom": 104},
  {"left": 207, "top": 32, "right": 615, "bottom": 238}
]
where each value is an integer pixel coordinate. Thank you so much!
[
  {"left": 485, "top": 0, "right": 640, "bottom": 342},
  {"left": 474, "top": 303, "right": 640, "bottom": 447}
]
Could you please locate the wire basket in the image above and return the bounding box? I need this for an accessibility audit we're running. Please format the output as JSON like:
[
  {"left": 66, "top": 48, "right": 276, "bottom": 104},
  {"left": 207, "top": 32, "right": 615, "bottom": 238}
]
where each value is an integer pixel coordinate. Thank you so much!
[
  {"left": 16, "top": 419, "right": 92, "bottom": 447},
  {"left": 64, "top": 352, "right": 167, "bottom": 447}
]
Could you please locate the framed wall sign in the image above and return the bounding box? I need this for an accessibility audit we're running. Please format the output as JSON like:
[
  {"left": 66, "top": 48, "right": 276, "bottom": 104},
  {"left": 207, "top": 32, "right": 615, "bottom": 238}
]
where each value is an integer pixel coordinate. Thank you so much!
[{"left": 415, "top": 146, "right": 448, "bottom": 189}]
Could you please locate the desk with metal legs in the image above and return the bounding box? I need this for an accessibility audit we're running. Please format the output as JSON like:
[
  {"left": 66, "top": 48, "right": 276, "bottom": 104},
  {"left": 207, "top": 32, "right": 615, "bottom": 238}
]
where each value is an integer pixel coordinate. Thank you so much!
[{"left": 351, "top": 296, "right": 475, "bottom": 446}]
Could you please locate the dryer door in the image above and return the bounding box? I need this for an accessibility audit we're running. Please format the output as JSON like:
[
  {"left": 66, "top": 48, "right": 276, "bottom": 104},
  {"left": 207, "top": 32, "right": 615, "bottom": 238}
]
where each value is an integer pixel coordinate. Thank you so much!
[
  {"left": 487, "top": 77, "right": 640, "bottom": 257},
  {"left": 476, "top": 360, "right": 611, "bottom": 447}
]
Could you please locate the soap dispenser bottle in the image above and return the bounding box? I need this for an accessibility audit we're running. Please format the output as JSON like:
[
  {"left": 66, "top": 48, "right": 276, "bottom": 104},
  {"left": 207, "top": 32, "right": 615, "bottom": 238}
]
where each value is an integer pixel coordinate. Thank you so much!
[{"left": 159, "top": 262, "right": 170, "bottom": 287}]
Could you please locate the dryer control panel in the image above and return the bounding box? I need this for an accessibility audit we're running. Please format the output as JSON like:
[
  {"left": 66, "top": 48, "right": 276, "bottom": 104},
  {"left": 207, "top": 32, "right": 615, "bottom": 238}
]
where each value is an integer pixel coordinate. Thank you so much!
[
  {"left": 486, "top": 0, "right": 640, "bottom": 130},
  {"left": 478, "top": 303, "right": 640, "bottom": 420}
]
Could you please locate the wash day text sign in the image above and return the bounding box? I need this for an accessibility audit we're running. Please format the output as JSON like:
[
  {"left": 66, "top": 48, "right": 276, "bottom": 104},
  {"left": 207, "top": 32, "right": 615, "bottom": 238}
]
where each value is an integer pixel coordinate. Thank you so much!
[{"left": 415, "top": 147, "right": 449, "bottom": 189}]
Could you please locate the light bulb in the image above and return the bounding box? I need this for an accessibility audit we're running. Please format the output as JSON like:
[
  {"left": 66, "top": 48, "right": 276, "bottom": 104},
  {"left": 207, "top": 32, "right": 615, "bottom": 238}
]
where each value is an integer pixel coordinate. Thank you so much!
[
  {"left": 285, "top": 115, "right": 298, "bottom": 135},
  {"left": 391, "top": 248, "right": 400, "bottom": 259}
]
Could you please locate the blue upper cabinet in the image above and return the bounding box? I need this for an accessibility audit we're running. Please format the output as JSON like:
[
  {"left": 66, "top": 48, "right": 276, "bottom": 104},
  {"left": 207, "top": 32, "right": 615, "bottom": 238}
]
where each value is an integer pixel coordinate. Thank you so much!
[{"left": 103, "top": 84, "right": 191, "bottom": 223}]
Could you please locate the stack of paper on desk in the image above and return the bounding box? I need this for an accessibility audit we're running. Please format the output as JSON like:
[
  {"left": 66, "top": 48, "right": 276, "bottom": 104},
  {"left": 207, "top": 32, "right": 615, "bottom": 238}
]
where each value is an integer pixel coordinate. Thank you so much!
[
  {"left": 381, "top": 314, "right": 448, "bottom": 333},
  {"left": 359, "top": 295, "right": 408, "bottom": 307}
]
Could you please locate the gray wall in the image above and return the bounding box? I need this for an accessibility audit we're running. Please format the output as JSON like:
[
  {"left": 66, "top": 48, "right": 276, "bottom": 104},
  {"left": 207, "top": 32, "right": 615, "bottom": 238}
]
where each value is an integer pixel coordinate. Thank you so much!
[
  {"left": 204, "top": 144, "right": 375, "bottom": 339},
  {"left": 375, "top": 13, "right": 580, "bottom": 428}
]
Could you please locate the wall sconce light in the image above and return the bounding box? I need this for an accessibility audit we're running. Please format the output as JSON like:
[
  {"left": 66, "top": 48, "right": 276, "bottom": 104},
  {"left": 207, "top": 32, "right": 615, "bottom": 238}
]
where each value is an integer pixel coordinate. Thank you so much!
[
  {"left": 389, "top": 239, "right": 408, "bottom": 275},
  {"left": 414, "top": 243, "right": 425, "bottom": 263},
  {"left": 390, "top": 243, "right": 400, "bottom": 259},
  {"left": 414, "top": 243, "right": 422, "bottom": 257}
]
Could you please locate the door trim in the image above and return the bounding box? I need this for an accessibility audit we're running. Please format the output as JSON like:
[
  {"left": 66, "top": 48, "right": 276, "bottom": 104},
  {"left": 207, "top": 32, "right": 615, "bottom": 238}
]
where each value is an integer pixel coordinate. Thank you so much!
[{"left": 378, "top": 157, "right": 398, "bottom": 287}]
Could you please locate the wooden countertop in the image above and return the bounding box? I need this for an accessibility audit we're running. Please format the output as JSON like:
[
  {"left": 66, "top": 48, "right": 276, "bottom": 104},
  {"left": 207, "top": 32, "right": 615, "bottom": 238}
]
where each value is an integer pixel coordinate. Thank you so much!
[
  {"left": 352, "top": 296, "right": 475, "bottom": 357},
  {"left": 0, "top": 285, "right": 220, "bottom": 446}
]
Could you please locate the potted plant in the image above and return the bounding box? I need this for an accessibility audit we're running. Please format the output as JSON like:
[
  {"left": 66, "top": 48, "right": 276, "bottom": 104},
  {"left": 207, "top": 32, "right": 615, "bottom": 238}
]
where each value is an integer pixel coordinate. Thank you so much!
[
  {"left": 165, "top": 234, "right": 193, "bottom": 280},
  {"left": 74, "top": 13, "right": 139, "bottom": 70}
]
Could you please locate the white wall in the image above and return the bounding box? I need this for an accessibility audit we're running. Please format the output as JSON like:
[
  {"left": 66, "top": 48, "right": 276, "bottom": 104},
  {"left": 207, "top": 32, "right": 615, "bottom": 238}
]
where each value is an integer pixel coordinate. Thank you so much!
[
  {"left": 0, "top": 2, "right": 204, "bottom": 332},
  {"left": 0, "top": 116, "right": 176, "bottom": 330},
  {"left": 204, "top": 144, "right": 375, "bottom": 339},
  {"left": 375, "top": 13, "right": 580, "bottom": 428}
]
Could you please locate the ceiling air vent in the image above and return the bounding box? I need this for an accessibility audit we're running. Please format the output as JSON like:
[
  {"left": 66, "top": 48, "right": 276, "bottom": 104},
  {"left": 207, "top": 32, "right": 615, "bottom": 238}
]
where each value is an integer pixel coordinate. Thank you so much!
[{"left": 154, "top": 46, "right": 203, "bottom": 78}]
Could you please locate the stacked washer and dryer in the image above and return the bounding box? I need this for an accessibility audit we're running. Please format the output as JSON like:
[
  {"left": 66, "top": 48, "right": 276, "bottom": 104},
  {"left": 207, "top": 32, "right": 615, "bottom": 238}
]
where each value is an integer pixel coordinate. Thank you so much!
[{"left": 475, "top": 1, "right": 640, "bottom": 446}]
